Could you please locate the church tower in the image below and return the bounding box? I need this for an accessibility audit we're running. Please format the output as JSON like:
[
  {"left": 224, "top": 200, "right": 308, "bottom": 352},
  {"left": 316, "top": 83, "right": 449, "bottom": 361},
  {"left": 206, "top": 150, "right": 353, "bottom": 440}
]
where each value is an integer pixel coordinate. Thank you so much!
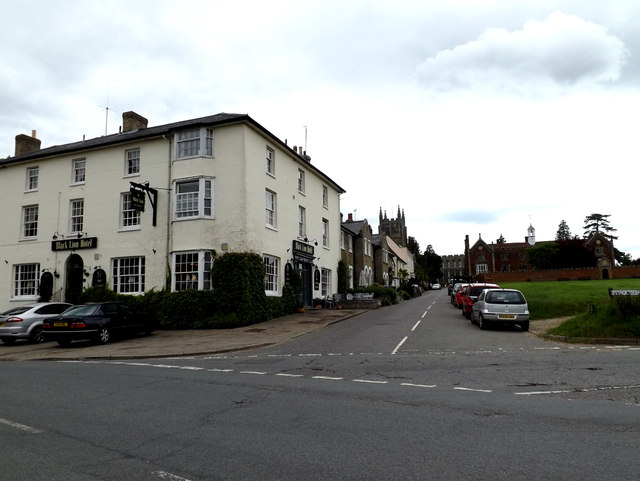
[{"left": 378, "top": 206, "right": 408, "bottom": 246}]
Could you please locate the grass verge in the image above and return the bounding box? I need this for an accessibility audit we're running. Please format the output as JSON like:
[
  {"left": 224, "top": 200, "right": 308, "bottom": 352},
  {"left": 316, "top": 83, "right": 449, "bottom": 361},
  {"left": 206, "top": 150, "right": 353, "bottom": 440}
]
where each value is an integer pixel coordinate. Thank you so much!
[{"left": 500, "top": 279, "right": 640, "bottom": 339}]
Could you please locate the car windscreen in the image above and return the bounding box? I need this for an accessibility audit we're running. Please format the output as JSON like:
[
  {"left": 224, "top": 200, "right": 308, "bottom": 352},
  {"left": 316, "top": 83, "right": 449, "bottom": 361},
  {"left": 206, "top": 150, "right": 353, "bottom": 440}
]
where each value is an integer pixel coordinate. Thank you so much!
[
  {"left": 486, "top": 291, "right": 526, "bottom": 304},
  {"left": 61, "top": 305, "right": 100, "bottom": 317}
]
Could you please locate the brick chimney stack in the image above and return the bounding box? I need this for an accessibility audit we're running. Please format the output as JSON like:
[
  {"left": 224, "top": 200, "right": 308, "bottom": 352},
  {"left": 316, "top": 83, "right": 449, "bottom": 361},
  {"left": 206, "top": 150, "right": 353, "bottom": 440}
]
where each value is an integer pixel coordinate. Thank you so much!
[
  {"left": 15, "top": 130, "right": 41, "bottom": 156},
  {"left": 122, "top": 111, "right": 148, "bottom": 132}
]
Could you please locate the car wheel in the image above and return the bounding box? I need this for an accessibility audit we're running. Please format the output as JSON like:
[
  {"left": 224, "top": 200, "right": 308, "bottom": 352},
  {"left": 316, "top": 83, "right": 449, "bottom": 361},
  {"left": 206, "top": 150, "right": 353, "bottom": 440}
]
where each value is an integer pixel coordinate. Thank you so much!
[
  {"left": 1, "top": 338, "right": 16, "bottom": 345},
  {"left": 478, "top": 314, "right": 488, "bottom": 330},
  {"left": 30, "top": 326, "right": 45, "bottom": 344},
  {"left": 520, "top": 322, "right": 529, "bottom": 332},
  {"left": 96, "top": 327, "right": 111, "bottom": 345},
  {"left": 57, "top": 339, "right": 71, "bottom": 347}
]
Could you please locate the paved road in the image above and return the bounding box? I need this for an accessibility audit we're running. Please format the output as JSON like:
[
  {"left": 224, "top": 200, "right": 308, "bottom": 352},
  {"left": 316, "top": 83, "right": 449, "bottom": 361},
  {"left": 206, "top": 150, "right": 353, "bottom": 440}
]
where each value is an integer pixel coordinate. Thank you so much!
[{"left": 1, "top": 290, "right": 639, "bottom": 480}]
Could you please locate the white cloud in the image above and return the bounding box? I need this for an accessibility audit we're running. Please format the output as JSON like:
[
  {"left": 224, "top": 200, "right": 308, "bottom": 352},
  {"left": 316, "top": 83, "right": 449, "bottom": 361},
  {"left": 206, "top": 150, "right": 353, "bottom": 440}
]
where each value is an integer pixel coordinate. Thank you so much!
[{"left": 415, "top": 12, "right": 629, "bottom": 94}]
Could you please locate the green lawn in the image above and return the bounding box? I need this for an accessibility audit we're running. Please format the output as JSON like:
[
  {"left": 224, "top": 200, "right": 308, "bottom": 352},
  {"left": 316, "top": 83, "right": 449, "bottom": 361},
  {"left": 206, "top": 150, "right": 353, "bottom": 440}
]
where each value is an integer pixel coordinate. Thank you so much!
[{"left": 500, "top": 279, "right": 640, "bottom": 339}]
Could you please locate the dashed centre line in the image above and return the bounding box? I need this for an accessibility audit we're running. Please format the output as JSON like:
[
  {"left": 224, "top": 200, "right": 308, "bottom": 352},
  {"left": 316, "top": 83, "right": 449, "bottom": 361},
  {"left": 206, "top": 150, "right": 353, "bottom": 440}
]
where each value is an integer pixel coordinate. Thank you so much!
[
  {"left": 0, "top": 417, "right": 42, "bottom": 434},
  {"left": 64, "top": 351, "right": 640, "bottom": 402}
]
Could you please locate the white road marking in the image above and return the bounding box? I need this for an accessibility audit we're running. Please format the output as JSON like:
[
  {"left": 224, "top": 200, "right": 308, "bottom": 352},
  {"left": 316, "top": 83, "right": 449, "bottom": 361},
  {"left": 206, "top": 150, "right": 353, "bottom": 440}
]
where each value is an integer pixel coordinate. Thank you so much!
[
  {"left": 454, "top": 387, "right": 493, "bottom": 393},
  {"left": 276, "top": 373, "right": 304, "bottom": 378},
  {"left": 353, "top": 379, "right": 388, "bottom": 384},
  {"left": 179, "top": 366, "right": 204, "bottom": 371},
  {"left": 312, "top": 376, "right": 343, "bottom": 380},
  {"left": 514, "top": 390, "right": 571, "bottom": 396},
  {"left": 411, "top": 320, "right": 421, "bottom": 331},
  {"left": 0, "top": 417, "right": 42, "bottom": 434},
  {"left": 240, "top": 371, "right": 267, "bottom": 375},
  {"left": 392, "top": 336, "right": 408, "bottom": 355},
  {"left": 401, "top": 383, "right": 437, "bottom": 388},
  {"left": 154, "top": 471, "right": 193, "bottom": 481},
  {"left": 207, "top": 368, "right": 233, "bottom": 373}
]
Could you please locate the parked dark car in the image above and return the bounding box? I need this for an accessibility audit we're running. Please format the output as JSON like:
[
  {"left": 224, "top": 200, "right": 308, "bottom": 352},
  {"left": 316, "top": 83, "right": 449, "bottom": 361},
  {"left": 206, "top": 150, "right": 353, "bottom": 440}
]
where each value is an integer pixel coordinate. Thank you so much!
[
  {"left": 0, "top": 302, "right": 72, "bottom": 344},
  {"left": 42, "top": 302, "right": 153, "bottom": 347}
]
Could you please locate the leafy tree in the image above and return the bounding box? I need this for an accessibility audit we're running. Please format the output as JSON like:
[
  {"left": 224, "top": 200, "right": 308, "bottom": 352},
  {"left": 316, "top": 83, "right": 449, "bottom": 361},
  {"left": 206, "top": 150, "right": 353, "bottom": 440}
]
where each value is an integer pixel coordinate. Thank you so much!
[
  {"left": 617, "top": 250, "right": 633, "bottom": 267},
  {"left": 406, "top": 236, "right": 421, "bottom": 257},
  {"left": 556, "top": 220, "right": 572, "bottom": 241},
  {"left": 556, "top": 239, "right": 597, "bottom": 268},
  {"left": 583, "top": 213, "right": 618, "bottom": 240},
  {"left": 398, "top": 268, "right": 409, "bottom": 289},
  {"left": 417, "top": 245, "right": 442, "bottom": 283},
  {"left": 526, "top": 242, "right": 560, "bottom": 269}
]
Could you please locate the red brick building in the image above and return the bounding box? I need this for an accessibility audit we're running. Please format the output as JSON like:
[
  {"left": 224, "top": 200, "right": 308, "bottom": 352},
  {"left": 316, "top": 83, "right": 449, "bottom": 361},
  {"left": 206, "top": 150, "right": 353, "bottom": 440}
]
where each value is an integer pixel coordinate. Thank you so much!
[{"left": 464, "top": 224, "right": 619, "bottom": 282}]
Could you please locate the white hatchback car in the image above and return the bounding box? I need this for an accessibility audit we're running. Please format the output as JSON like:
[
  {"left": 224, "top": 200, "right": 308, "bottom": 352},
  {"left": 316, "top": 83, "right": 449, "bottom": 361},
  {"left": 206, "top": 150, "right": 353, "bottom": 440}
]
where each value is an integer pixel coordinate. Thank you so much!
[
  {"left": 0, "top": 302, "right": 72, "bottom": 344},
  {"left": 471, "top": 289, "right": 529, "bottom": 331}
]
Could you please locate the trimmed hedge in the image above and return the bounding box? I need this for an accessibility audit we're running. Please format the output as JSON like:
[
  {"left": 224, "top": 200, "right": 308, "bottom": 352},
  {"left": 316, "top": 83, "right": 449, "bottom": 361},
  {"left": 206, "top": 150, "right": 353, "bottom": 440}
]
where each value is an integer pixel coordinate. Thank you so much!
[{"left": 79, "top": 252, "right": 302, "bottom": 330}]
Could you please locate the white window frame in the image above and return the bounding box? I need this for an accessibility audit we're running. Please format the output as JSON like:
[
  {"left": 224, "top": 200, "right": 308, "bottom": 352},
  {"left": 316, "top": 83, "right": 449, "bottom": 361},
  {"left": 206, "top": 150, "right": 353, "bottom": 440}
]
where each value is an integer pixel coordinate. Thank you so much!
[
  {"left": 321, "top": 268, "right": 330, "bottom": 297},
  {"left": 322, "top": 185, "right": 328, "bottom": 208},
  {"left": 173, "top": 251, "right": 214, "bottom": 291},
  {"left": 322, "top": 218, "right": 329, "bottom": 247},
  {"left": 13, "top": 263, "right": 39, "bottom": 299},
  {"left": 175, "top": 128, "right": 214, "bottom": 159},
  {"left": 120, "top": 192, "right": 141, "bottom": 230},
  {"left": 298, "top": 206, "right": 306, "bottom": 237},
  {"left": 476, "top": 264, "right": 488, "bottom": 274},
  {"left": 297, "top": 168, "right": 305, "bottom": 194},
  {"left": 340, "top": 231, "right": 345, "bottom": 250},
  {"left": 174, "top": 177, "right": 213, "bottom": 220},
  {"left": 22, "top": 205, "right": 38, "bottom": 239},
  {"left": 266, "top": 146, "right": 275, "bottom": 176},
  {"left": 72, "top": 158, "right": 86, "bottom": 184},
  {"left": 26, "top": 166, "right": 39, "bottom": 191},
  {"left": 263, "top": 254, "right": 280, "bottom": 295},
  {"left": 348, "top": 265, "right": 354, "bottom": 289},
  {"left": 265, "top": 189, "right": 277, "bottom": 228},
  {"left": 349, "top": 236, "right": 353, "bottom": 253},
  {"left": 112, "top": 257, "right": 145, "bottom": 294},
  {"left": 69, "top": 199, "right": 84, "bottom": 234},
  {"left": 125, "top": 148, "right": 140, "bottom": 176}
]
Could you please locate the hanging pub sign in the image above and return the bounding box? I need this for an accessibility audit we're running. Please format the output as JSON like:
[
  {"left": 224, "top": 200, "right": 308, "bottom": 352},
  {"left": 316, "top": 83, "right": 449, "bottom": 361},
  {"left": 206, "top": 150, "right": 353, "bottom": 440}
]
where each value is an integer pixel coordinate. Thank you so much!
[
  {"left": 314, "top": 267, "right": 320, "bottom": 290},
  {"left": 130, "top": 187, "right": 146, "bottom": 212},
  {"left": 129, "top": 181, "right": 158, "bottom": 226}
]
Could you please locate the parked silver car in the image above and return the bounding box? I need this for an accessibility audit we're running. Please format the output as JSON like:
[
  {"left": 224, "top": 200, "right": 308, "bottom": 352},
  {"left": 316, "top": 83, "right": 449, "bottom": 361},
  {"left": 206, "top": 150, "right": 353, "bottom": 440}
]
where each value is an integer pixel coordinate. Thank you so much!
[
  {"left": 0, "top": 302, "right": 72, "bottom": 344},
  {"left": 471, "top": 289, "right": 529, "bottom": 331}
]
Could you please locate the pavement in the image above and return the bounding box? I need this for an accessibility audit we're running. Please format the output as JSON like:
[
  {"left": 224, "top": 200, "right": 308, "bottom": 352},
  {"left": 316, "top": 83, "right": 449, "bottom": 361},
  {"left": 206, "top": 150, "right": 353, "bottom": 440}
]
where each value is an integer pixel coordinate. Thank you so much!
[
  {"left": 0, "top": 308, "right": 367, "bottom": 362},
  {"left": 1, "top": 309, "right": 635, "bottom": 362}
]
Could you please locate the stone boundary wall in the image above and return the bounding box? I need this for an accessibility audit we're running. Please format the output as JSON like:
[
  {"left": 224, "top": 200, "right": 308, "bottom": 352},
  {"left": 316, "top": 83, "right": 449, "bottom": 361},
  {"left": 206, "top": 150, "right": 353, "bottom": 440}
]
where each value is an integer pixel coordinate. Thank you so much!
[
  {"left": 337, "top": 299, "right": 381, "bottom": 309},
  {"left": 476, "top": 265, "right": 640, "bottom": 283}
]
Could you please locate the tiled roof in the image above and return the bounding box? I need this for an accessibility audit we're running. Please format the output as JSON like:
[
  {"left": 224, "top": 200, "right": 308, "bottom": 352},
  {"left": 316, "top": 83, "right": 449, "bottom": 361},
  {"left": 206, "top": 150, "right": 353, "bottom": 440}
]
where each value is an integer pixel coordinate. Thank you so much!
[{"left": 2, "top": 112, "right": 346, "bottom": 194}]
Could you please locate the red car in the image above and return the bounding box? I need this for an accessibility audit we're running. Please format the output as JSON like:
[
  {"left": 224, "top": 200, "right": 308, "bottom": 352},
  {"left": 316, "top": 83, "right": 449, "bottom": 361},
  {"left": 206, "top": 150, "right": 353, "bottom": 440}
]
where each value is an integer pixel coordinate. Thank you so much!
[
  {"left": 453, "top": 283, "right": 470, "bottom": 308},
  {"left": 460, "top": 283, "right": 499, "bottom": 319}
]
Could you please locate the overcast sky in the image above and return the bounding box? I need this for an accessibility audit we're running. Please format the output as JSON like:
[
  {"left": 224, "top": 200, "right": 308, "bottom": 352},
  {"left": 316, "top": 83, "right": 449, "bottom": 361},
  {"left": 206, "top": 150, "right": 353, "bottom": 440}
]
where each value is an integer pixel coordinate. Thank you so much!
[{"left": 2, "top": 0, "right": 639, "bottom": 258}]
